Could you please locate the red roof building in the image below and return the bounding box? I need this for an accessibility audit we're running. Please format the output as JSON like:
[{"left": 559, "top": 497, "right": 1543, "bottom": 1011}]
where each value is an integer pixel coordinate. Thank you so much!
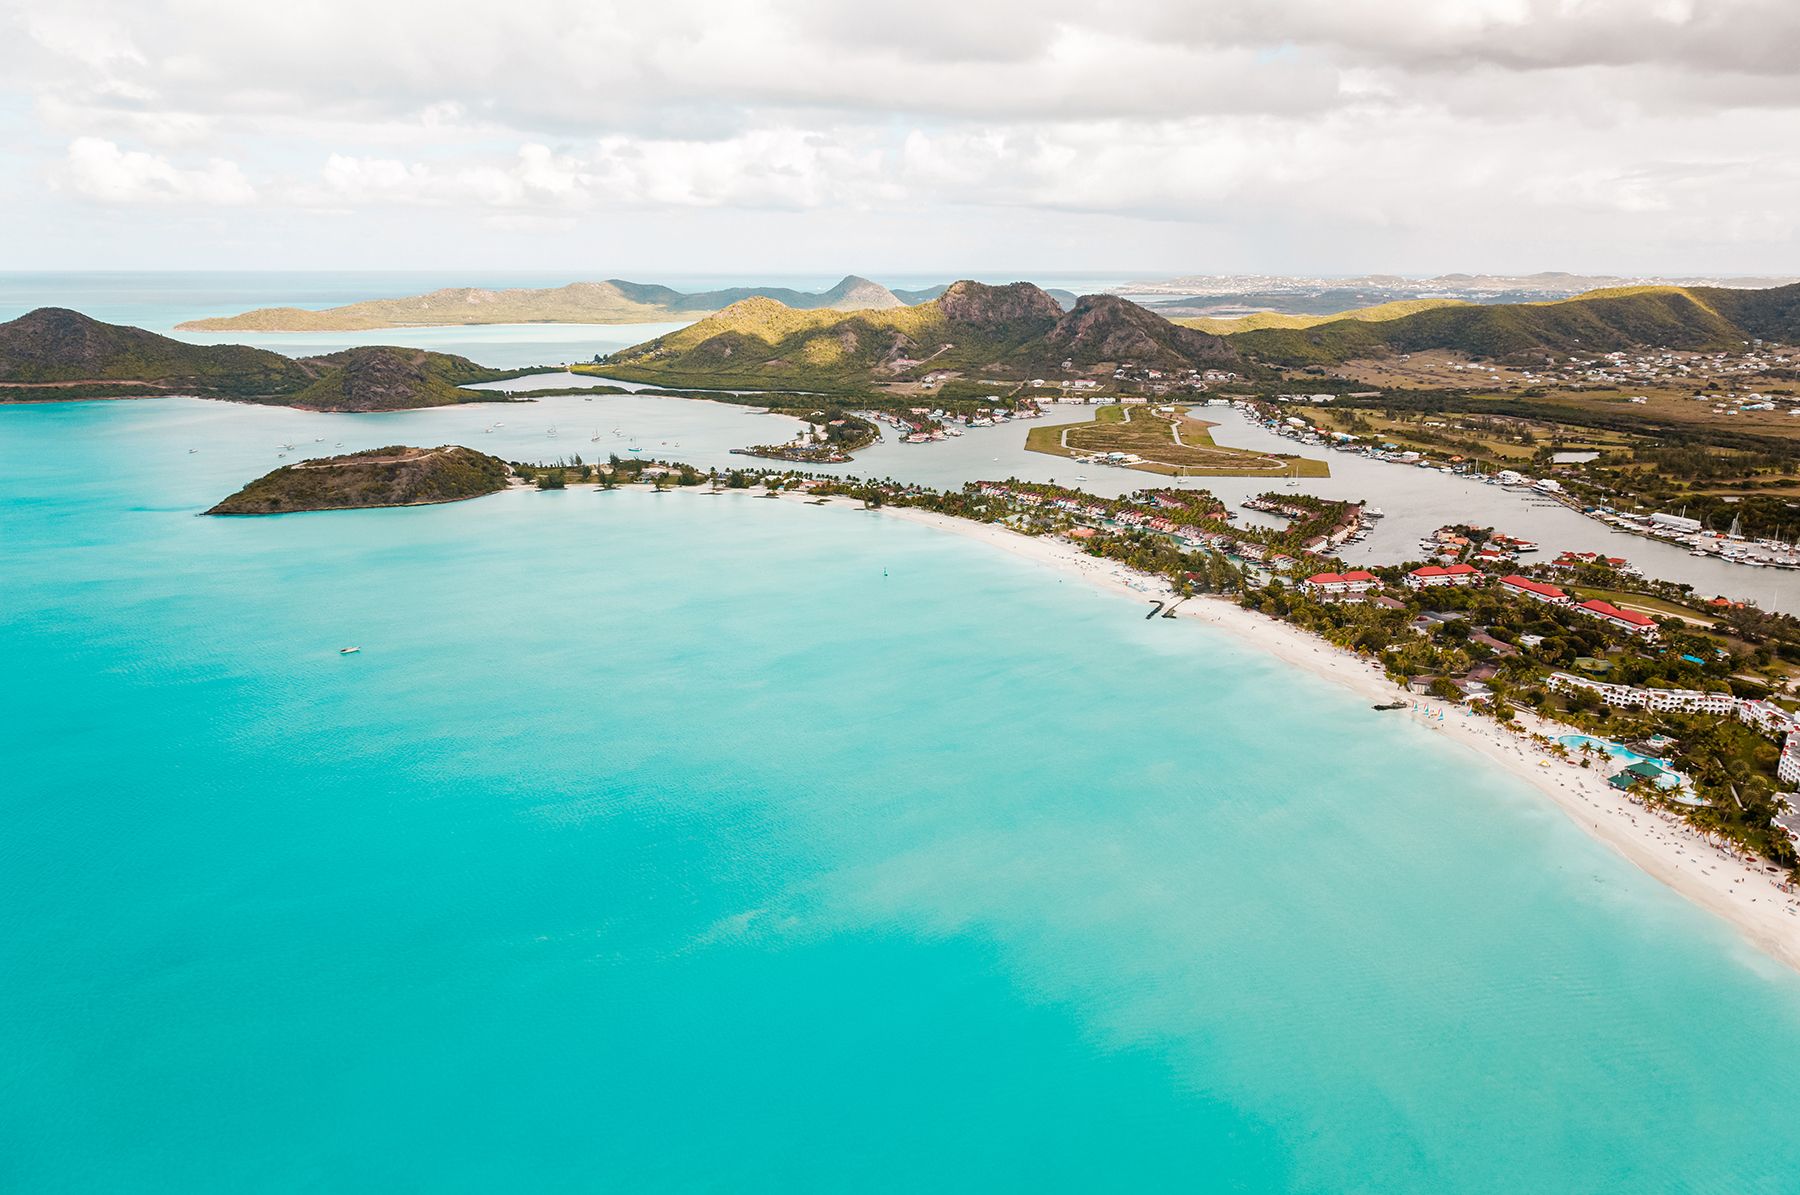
[
  {"left": 1302, "top": 569, "right": 1378, "bottom": 595},
  {"left": 1499, "top": 574, "right": 1569, "bottom": 604},
  {"left": 1405, "top": 563, "right": 1481, "bottom": 589},
  {"left": 1576, "top": 599, "right": 1659, "bottom": 637}
]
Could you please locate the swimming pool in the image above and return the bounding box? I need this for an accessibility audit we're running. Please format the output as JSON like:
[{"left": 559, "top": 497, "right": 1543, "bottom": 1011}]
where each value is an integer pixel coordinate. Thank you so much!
[
  {"left": 1557, "top": 733, "right": 1662, "bottom": 764},
  {"left": 1557, "top": 734, "right": 1688, "bottom": 793}
]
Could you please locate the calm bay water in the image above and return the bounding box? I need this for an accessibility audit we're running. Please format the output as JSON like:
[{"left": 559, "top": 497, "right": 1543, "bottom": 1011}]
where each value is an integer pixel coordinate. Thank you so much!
[{"left": 8, "top": 397, "right": 1800, "bottom": 1191}]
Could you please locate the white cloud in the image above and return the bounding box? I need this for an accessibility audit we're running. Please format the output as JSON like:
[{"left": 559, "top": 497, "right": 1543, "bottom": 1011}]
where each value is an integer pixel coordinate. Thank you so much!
[
  {"left": 309, "top": 133, "right": 891, "bottom": 211},
  {"left": 57, "top": 137, "right": 255, "bottom": 204},
  {"left": 7, "top": 0, "right": 1800, "bottom": 270}
]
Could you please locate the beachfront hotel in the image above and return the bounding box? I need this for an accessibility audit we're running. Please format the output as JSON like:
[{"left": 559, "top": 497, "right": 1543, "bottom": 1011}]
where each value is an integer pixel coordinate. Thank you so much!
[
  {"left": 1499, "top": 574, "right": 1571, "bottom": 604},
  {"left": 1301, "top": 569, "right": 1378, "bottom": 596},
  {"left": 1405, "top": 563, "right": 1482, "bottom": 589},
  {"left": 1575, "top": 598, "right": 1660, "bottom": 638},
  {"left": 1549, "top": 673, "right": 1800, "bottom": 786}
]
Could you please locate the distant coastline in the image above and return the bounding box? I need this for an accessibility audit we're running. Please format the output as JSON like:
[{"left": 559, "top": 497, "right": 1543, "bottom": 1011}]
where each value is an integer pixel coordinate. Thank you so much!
[{"left": 173, "top": 275, "right": 973, "bottom": 333}]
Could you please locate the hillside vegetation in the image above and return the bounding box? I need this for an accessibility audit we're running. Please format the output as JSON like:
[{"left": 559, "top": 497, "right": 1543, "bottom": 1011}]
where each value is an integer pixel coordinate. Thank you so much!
[
  {"left": 0, "top": 307, "right": 312, "bottom": 396},
  {"left": 0, "top": 308, "right": 515, "bottom": 408},
  {"left": 596, "top": 281, "right": 1236, "bottom": 390},
  {"left": 1230, "top": 283, "right": 1800, "bottom": 365},
  {"left": 208, "top": 445, "right": 511, "bottom": 514}
]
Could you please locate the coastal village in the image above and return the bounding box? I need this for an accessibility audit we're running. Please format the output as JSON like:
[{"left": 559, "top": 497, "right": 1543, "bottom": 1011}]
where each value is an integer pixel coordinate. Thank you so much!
[{"left": 762, "top": 468, "right": 1800, "bottom": 878}]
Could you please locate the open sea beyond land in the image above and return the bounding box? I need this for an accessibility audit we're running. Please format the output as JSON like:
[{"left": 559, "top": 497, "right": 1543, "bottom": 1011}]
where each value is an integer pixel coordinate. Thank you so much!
[{"left": 9, "top": 391, "right": 1800, "bottom": 1192}]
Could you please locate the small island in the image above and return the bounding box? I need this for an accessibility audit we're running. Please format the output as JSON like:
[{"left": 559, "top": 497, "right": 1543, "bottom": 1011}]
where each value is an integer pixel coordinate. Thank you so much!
[{"left": 207, "top": 445, "right": 511, "bottom": 515}]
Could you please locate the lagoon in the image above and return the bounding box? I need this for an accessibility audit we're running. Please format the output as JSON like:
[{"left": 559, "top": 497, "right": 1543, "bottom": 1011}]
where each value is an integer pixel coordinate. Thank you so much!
[{"left": 2, "top": 269, "right": 1793, "bottom": 609}]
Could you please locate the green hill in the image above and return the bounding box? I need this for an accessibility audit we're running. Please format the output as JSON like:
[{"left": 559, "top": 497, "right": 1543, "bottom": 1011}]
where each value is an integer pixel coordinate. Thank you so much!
[
  {"left": 1042, "top": 295, "right": 1236, "bottom": 371},
  {"left": 0, "top": 307, "right": 312, "bottom": 396},
  {"left": 1228, "top": 284, "right": 1800, "bottom": 365},
  {"left": 208, "top": 445, "right": 511, "bottom": 514},
  {"left": 287, "top": 346, "right": 511, "bottom": 411},
  {"left": 596, "top": 281, "right": 1236, "bottom": 390},
  {"left": 0, "top": 308, "right": 516, "bottom": 409}
]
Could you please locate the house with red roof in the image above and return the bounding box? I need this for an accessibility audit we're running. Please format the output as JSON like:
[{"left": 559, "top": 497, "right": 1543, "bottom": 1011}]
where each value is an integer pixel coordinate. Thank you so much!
[
  {"left": 1301, "top": 569, "right": 1378, "bottom": 596},
  {"left": 1498, "top": 574, "right": 1569, "bottom": 604},
  {"left": 1576, "top": 598, "right": 1659, "bottom": 637},
  {"left": 1405, "top": 563, "right": 1481, "bottom": 590}
]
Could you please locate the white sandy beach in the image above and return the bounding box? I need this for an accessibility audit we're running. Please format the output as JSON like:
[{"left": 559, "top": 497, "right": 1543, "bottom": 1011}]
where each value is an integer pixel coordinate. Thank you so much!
[{"left": 842, "top": 498, "right": 1800, "bottom": 973}]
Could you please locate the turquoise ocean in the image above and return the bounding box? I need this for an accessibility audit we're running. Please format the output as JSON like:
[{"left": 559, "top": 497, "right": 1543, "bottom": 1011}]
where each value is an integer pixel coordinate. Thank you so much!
[{"left": 7, "top": 277, "right": 1800, "bottom": 1191}]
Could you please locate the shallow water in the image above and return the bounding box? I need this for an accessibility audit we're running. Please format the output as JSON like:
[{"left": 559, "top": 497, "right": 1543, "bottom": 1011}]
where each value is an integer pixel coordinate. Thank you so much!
[{"left": 7, "top": 398, "right": 1800, "bottom": 1191}]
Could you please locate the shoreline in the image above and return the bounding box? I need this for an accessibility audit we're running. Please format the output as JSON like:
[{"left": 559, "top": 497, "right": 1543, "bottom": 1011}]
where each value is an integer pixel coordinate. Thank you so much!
[{"left": 760, "top": 491, "right": 1800, "bottom": 972}]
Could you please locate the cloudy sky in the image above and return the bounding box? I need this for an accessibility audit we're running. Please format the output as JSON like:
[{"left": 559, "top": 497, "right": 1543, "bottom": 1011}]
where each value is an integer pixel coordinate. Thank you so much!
[{"left": 3, "top": 0, "right": 1797, "bottom": 276}]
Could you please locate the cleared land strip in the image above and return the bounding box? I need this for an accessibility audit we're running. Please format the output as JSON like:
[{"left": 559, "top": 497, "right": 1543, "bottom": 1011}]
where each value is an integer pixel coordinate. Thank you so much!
[{"left": 1025, "top": 404, "right": 1329, "bottom": 478}]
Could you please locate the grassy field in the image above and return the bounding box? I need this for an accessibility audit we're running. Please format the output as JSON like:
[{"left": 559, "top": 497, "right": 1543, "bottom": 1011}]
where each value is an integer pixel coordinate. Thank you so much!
[{"left": 1025, "top": 405, "right": 1329, "bottom": 477}]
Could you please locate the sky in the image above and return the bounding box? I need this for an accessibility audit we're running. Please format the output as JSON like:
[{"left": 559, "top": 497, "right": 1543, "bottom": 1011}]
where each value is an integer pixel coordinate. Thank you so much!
[{"left": 2, "top": 0, "right": 1798, "bottom": 277}]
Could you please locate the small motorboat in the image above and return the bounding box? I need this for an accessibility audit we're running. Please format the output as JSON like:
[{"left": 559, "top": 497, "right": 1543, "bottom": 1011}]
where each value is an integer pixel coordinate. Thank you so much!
[{"left": 339, "top": 646, "right": 361, "bottom": 655}]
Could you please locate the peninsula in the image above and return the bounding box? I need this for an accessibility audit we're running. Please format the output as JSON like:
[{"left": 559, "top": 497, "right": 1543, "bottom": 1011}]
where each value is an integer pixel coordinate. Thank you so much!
[
  {"left": 173, "top": 276, "right": 1083, "bottom": 333},
  {"left": 207, "top": 445, "right": 511, "bottom": 514}
]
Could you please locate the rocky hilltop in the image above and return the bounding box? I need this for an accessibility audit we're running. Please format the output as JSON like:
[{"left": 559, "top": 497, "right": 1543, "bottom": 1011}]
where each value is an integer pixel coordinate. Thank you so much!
[
  {"left": 599, "top": 280, "right": 1237, "bottom": 390},
  {"left": 1043, "top": 294, "right": 1235, "bottom": 372},
  {"left": 0, "top": 308, "right": 516, "bottom": 408},
  {"left": 207, "top": 445, "right": 511, "bottom": 514}
]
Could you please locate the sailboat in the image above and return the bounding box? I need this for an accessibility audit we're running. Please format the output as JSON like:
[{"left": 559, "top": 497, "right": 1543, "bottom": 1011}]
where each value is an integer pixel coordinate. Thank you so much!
[{"left": 591, "top": 429, "right": 600, "bottom": 442}]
